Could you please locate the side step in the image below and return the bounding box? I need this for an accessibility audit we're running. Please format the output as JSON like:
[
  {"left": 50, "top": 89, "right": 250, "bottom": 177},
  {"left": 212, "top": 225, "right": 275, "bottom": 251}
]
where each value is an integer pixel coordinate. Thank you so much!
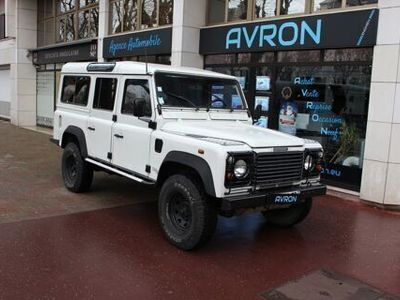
[{"left": 85, "top": 158, "right": 154, "bottom": 185}]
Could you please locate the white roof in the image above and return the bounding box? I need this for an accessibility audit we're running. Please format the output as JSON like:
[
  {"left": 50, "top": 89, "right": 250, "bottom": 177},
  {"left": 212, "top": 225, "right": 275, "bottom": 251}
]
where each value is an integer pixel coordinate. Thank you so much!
[{"left": 61, "top": 61, "right": 236, "bottom": 80}]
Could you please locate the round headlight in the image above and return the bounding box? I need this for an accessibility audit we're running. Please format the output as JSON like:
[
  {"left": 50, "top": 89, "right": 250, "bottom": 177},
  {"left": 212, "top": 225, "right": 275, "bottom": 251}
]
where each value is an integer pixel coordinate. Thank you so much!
[
  {"left": 304, "top": 155, "right": 314, "bottom": 171},
  {"left": 234, "top": 159, "right": 248, "bottom": 179}
]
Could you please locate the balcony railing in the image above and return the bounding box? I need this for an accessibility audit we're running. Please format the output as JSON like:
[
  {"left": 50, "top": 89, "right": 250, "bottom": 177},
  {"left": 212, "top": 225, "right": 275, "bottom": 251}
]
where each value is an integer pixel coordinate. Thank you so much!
[{"left": 0, "top": 14, "right": 5, "bottom": 40}]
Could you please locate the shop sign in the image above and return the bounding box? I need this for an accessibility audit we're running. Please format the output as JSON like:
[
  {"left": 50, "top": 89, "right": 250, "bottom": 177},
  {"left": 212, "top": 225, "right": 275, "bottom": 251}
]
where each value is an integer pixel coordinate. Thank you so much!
[
  {"left": 200, "top": 9, "right": 378, "bottom": 54},
  {"left": 103, "top": 27, "right": 172, "bottom": 59},
  {"left": 33, "top": 41, "right": 97, "bottom": 65}
]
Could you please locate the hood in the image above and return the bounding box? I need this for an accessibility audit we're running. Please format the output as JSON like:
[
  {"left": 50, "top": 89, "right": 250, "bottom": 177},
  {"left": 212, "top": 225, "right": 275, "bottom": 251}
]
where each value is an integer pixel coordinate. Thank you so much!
[{"left": 161, "top": 120, "right": 305, "bottom": 148}]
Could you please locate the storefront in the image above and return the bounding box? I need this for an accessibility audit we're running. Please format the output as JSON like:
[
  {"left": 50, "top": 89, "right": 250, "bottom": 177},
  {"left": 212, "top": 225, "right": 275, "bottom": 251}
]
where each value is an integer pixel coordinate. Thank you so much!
[
  {"left": 200, "top": 9, "right": 378, "bottom": 191},
  {"left": 103, "top": 27, "right": 172, "bottom": 64},
  {"left": 32, "top": 40, "right": 98, "bottom": 127}
]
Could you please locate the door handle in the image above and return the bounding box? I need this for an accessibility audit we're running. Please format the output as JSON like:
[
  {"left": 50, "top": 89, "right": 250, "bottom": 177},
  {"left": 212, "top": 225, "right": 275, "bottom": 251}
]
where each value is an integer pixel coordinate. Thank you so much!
[
  {"left": 88, "top": 126, "right": 95, "bottom": 131},
  {"left": 114, "top": 134, "right": 124, "bottom": 139}
]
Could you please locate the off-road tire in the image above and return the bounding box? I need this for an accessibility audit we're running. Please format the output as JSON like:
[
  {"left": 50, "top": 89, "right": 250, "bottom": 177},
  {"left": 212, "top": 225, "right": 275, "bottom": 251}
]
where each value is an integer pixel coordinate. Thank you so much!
[
  {"left": 262, "top": 197, "right": 313, "bottom": 227},
  {"left": 62, "top": 142, "right": 93, "bottom": 193},
  {"left": 158, "top": 174, "right": 218, "bottom": 250}
]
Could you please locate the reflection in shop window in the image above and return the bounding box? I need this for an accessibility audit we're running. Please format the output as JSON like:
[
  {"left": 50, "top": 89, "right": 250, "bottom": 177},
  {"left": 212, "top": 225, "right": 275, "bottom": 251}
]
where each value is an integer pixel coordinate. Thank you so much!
[
  {"left": 208, "top": 0, "right": 225, "bottom": 24},
  {"left": 313, "top": 0, "right": 341, "bottom": 11},
  {"left": 346, "top": 0, "right": 377, "bottom": 6},
  {"left": 278, "top": 50, "right": 320, "bottom": 63},
  {"left": 79, "top": 0, "right": 98, "bottom": 7},
  {"left": 159, "top": 0, "right": 173, "bottom": 26},
  {"left": 280, "top": 0, "right": 306, "bottom": 15},
  {"left": 141, "top": 0, "right": 158, "bottom": 29},
  {"left": 254, "top": 0, "right": 276, "bottom": 18},
  {"left": 58, "top": 0, "right": 76, "bottom": 14},
  {"left": 324, "top": 48, "right": 373, "bottom": 62},
  {"left": 205, "top": 54, "right": 236, "bottom": 65},
  {"left": 228, "top": 0, "right": 248, "bottom": 22}
]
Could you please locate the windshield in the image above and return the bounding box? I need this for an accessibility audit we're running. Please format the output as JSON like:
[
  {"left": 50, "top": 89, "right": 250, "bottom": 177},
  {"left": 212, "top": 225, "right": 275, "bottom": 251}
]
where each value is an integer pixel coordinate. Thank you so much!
[{"left": 154, "top": 72, "right": 246, "bottom": 110}]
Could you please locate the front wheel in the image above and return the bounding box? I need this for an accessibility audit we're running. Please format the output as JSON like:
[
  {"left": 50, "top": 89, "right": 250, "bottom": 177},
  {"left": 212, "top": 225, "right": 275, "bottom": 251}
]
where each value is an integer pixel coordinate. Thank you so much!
[
  {"left": 262, "top": 197, "right": 313, "bottom": 227},
  {"left": 61, "top": 142, "right": 93, "bottom": 193},
  {"left": 158, "top": 174, "right": 218, "bottom": 250}
]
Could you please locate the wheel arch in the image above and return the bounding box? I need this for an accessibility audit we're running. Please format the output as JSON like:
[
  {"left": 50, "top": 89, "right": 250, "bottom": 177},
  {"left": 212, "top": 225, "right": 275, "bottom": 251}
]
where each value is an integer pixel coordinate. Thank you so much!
[
  {"left": 61, "top": 126, "right": 88, "bottom": 157},
  {"left": 157, "top": 151, "right": 216, "bottom": 197}
]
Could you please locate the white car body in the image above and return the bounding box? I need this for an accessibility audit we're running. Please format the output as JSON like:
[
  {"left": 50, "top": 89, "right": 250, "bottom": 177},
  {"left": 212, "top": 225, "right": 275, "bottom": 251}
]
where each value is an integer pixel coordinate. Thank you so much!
[{"left": 53, "top": 61, "right": 324, "bottom": 201}]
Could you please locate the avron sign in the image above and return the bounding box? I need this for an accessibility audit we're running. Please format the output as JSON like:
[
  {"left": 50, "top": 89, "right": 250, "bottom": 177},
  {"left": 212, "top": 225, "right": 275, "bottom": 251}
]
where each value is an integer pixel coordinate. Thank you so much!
[
  {"left": 103, "top": 27, "right": 172, "bottom": 59},
  {"left": 199, "top": 9, "right": 378, "bottom": 54}
]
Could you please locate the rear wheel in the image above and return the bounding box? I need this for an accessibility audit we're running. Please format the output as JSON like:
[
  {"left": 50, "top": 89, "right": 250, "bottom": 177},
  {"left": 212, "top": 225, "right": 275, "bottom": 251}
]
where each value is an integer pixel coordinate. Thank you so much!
[
  {"left": 62, "top": 142, "right": 93, "bottom": 193},
  {"left": 158, "top": 174, "right": 218, "bottom": 250},
  {"left": 262, "top": 197, "right": 313, "bottom": 227}
]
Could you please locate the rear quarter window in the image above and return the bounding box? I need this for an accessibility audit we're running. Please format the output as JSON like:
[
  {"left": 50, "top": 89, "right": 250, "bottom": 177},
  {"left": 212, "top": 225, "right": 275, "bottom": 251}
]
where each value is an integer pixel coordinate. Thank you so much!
[{"left": 61, "top": 76, "right": 91, "bottom": 106}]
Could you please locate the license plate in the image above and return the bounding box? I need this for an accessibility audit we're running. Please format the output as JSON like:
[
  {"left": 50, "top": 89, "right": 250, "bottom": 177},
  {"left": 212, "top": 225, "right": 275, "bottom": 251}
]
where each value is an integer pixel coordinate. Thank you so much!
[{"left": 272, "top": 192, "right": 300, "bottom": 204}]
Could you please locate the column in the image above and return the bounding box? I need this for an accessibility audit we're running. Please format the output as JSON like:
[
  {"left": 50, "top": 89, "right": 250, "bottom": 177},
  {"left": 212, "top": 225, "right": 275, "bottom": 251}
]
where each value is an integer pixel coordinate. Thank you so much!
[
  {"left": 170, "top": 0, "right": 207, "bottom": 68},
  {"left": 10, "top": 0, "right": 37, "bottom": 127},
  {"left": 360, "top": 0, "right": 400, "bottom": 207},
  {"left": 97, "top": 0, "right": 109, "bottom": 62}
]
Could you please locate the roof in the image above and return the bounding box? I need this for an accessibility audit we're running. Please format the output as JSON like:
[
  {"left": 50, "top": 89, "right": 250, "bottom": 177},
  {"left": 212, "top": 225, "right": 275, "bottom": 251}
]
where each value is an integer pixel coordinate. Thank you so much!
[{"left": 61, "top": 61, "right": 236, "bottom": 79}]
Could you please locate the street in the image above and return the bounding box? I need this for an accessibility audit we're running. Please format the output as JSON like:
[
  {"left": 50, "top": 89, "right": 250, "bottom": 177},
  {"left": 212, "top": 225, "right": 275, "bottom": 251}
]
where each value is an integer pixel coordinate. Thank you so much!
[{"left": 0, "top": 121, "right": 399, "bottom": 299}]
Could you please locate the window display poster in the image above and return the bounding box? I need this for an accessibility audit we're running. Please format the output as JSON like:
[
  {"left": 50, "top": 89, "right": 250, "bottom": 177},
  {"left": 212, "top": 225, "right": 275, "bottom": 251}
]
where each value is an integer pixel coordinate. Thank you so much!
[
  {"left": 256, "top": 76, "right": 270, "bottom": 91},
  {"left": 279, "top": 101, "right": 298, "bottom": 135},
  {"left": 236, "top": 76, "right": 246, "bottom": 89},
  {"left": 254, "top": 116, "right": 268, "bottom": 128},
  {"left": 255, "top": 96, "right": 269, "bottom": 112}
]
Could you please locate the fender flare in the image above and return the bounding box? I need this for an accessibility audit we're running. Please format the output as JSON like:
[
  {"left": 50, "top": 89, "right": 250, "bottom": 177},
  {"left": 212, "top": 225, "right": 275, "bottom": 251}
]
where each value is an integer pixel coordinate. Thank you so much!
[
  {"left": 61, "top": 126, "right": 88, "bottom": 157},
  {"left": 161, "top": 151, "right": 216, "bottom": 197}
]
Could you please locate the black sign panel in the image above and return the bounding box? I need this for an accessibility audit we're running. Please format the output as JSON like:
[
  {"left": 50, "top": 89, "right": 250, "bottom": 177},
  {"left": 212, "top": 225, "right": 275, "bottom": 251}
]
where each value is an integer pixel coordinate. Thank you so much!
[
  {"left": 200, "top": 9, "right": 378, "bottom": 54},
  {"left": 103, "top": 27, "right": 172, "bottom": 59},
  {"left": 34, "top": 41, "right": 98, "bottom": 65}
]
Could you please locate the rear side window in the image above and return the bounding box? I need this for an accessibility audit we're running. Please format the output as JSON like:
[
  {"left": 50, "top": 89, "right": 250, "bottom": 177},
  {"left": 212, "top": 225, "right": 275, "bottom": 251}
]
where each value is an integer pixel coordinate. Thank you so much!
[
  {"left": 93, "top": 78, "right": 118, "bottom": 111},
  {"left": 61, "top": 76, "right": 90, "bottom": 106},
  {"left": 121, "top": 79, "right": 152, "bottom": 117}
]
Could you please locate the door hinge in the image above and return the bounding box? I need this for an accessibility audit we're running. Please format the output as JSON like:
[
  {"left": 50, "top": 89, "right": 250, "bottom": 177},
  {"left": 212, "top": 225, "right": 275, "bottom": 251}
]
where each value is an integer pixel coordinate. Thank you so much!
[
  {"left": 112, "top": 114, "right": 117, "bottom": 122},
  {"left": 145, "top": 165, "right": 151, "bottom": 173},
  {"left": 107, "top": 152, "right": 112, "bottom": 160}
]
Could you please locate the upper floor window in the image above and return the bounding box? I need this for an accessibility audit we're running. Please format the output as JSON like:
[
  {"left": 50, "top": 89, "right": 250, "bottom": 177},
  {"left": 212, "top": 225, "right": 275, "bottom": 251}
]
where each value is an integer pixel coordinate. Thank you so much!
[
  {"left": 37, "top": 0, "right": 99, "bottom": 47},
  {"left": 207, "top": 0, "right": 377, "bottom": 24},
  {"left": 109, "top": 0, "right": 173, "bottom": 35},
  {"left": 0, "top": 0, "right": 5, "bottom": 40}
]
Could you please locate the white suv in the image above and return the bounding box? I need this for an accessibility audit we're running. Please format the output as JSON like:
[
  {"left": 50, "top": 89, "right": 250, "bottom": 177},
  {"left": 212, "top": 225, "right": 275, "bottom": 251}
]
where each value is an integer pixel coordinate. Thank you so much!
[{"left": 52, "top": 62, "right": 326, "bottom": 250}]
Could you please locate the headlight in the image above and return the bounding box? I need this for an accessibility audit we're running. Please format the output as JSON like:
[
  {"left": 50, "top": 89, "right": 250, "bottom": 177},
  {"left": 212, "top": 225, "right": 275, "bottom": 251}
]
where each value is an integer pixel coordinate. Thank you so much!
[
  {"left": 234, "top": 159, "right": 248, "bottom": 179},
  {"left": 304, "top": 155, "right": 314, "bottom": 171}
]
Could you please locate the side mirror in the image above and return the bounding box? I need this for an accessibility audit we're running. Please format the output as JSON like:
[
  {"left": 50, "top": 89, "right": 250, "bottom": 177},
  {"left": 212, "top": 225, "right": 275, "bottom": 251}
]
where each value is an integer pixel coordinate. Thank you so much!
[{"left": 133, "top": 98, "right": 146, "bottom": 118}]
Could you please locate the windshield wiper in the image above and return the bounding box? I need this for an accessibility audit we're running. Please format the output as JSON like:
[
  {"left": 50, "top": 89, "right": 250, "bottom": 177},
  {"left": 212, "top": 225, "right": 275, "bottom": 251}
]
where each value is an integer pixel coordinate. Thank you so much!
[
  {"left": 205, "top": 92, "right": 232, "bottom": 112},
  {"left": 163, "top": 91, "right": 199, "bottom": 110}
]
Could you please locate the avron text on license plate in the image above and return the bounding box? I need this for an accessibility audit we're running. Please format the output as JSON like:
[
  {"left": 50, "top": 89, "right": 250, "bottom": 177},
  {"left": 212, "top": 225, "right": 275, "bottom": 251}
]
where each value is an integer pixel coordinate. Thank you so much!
[{"left": 273, "top": 192, "right": 300, "bottom": 204}]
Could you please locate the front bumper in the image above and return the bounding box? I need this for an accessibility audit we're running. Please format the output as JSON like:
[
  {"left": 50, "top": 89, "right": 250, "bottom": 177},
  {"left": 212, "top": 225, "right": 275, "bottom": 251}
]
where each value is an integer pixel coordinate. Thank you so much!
[{"left": 220, "top": 184, "right": 326, "bottom": 211}]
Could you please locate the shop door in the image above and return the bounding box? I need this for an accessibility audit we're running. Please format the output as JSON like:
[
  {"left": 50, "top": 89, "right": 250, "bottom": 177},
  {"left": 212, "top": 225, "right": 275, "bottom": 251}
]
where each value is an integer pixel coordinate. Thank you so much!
[
  {"left": 0, "top": 68, "right": 11, "bottom": 118},
  {"left": 37, "top": 71, "right": 55, "bottom": 126}
]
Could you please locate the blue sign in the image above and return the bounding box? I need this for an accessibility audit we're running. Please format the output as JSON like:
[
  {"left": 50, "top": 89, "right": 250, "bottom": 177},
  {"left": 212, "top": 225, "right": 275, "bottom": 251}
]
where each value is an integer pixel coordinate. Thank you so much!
[{"left": 103, "top": 27, "right": 172, "bottom": 59}]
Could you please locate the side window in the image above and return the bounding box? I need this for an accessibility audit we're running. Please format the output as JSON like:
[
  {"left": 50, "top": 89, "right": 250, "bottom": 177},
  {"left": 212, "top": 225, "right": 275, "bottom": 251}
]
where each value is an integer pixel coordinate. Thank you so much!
[
  {"left": 121, "top": 79, "right": 152, "bottom": 117},
  {"left": 93, "top": 78, "right": 118, "bottom": 111},
  {"left": 61, "top": 76, "right": 90, "bottom": 106}
]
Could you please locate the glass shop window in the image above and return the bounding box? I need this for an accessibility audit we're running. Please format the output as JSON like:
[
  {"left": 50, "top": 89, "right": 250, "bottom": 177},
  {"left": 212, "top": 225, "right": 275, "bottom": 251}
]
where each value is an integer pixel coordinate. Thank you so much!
[
  {"left": 346, "top": 0, "right": 377, "bottom": 7},
  {"left": 141, "top": 0, "right": 158, "bottom": 29},
  {"left": 208, "top": 0, "right": 226, "bottom": 24},
  {"left": 275, "top": 63, "right": 372, "bottom": 190},
  {"left": 61, "top": 76, "right": 91, "bottom": 106},
  {"left": 313, "top": 0, "right": 341, "bottom": 11},
  {"left": 280, "top": 0, "right": 306, "bottom": 15},
  {"left": 254, "top": 0, "right": 277, "bottom": 18},
  {"left": 93, "top": 78, "right": 118, "bottom": 111},
  {"left": 228, "top": 0, "right": 248, "bottom": 22}
]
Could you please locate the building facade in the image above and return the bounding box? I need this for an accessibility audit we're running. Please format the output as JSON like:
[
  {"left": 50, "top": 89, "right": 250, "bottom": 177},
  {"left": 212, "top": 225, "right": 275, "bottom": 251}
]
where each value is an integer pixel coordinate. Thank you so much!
[{"left": 0, "top": 0, "right": 399, "bottom": 207}]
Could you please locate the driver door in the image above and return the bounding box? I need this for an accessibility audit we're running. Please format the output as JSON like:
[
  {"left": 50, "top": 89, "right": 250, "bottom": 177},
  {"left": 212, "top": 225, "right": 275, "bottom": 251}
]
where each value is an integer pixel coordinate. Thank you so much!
[{"left": 111, "top": 76, "right": 154, "bottom": 176}]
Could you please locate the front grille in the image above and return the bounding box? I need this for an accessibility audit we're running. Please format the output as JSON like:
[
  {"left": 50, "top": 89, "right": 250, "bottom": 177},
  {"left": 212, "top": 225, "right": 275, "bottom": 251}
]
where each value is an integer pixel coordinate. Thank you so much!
[{"left": 255, "top": 151, "right": 304, "bottom": 187}]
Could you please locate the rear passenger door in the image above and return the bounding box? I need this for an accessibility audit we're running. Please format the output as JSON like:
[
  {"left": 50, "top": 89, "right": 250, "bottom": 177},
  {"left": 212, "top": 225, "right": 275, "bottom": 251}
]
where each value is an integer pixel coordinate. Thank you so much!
[
  {"left": 111, "top": 77, "right": 153, "bottom": 175},
  {"left": 87, "top": 77, "right": 118, "bottom": 162}
]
